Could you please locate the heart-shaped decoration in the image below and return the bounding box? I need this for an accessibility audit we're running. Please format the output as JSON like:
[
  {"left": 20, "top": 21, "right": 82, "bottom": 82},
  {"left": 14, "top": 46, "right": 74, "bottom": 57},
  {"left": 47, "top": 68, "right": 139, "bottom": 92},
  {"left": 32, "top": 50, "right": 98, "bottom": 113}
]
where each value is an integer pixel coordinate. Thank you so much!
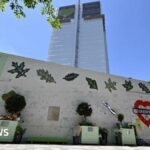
[{"left": 134, "top": 100, "right": 150, "bottom": 127}]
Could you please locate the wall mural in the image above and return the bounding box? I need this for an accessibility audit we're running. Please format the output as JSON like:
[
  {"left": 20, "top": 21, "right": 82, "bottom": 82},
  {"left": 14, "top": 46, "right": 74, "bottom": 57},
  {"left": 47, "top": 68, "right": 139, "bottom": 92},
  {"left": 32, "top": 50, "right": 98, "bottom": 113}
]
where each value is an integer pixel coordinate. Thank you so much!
[
  {"left": 122, "top": 80, "right": 133, "bottom": 91},
  {"left": 105, "top": 78, "right": 117, "bottom": 92},
  {"left": 5, "top": 61, "right": 150, "bottom": 94},
  {"left": 138, "top": 83, "right": 150, "bottom": 93},
  {"left": 86, "top": 77, "right": 98, "bottom": 90},
  {"left": 133, "top": 100, "right": 150, "bottom": 127},
  {"left": 8, "top": 62, "right": 30, "bottom": 78},
  {"left": 102, "top": 101, "right": 117, "bottom": 116},
  {"left": 135, "top": 117, "right": 142, "bottom": 130},
  {"left": 36, "top": 69, "right": 56, "bottom": 83},
  {"left": 63, "top": 73, "right": 79, "bottom": 81}
]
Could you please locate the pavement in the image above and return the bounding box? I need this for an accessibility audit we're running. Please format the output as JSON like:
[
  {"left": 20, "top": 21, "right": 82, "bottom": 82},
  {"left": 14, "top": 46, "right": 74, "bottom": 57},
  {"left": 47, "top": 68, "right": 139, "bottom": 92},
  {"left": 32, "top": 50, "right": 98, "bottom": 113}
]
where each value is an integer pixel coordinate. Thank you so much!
[{"left": 0, "top": 145, "right": 149, "bottom": 150}]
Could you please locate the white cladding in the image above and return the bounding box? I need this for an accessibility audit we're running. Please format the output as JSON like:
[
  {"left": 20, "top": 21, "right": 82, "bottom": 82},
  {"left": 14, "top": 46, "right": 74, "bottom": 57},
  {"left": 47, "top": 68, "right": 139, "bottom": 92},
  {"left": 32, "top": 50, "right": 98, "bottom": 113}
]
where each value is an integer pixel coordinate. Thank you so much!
[
  {"left": 48, "top": 6, "right": 78, "bottom": 66},
  {"left": 48, "top": 2, "right": 109, "bottom": 73},
  {"left": 78, "top": 16, "right": 109, "bottom": 73}
]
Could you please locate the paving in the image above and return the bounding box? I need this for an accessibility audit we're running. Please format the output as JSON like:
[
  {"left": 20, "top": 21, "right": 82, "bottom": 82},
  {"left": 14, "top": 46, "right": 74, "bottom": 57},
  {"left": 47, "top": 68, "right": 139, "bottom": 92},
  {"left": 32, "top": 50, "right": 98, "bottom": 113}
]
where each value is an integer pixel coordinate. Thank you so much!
[{"left": 0, "top": 145, "right": 149, "bottom": 150}]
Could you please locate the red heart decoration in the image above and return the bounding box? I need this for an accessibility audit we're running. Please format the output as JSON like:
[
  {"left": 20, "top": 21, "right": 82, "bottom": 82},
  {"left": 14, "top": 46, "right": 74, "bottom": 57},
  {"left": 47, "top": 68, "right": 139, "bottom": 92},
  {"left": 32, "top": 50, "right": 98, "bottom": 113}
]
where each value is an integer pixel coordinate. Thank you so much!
[{"left": 134, "top": 100, "right": 150, "bottom": 127}]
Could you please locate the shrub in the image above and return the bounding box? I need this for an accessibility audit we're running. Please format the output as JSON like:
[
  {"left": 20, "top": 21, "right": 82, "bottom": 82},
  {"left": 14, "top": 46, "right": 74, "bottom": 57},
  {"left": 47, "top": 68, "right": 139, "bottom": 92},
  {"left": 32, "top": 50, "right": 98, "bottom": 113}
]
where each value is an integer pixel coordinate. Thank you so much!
[
  {"left": 117, "top": 113, "right": 124, "bottom": 123},
  {"left": 76, "top": 102, "right": 92, "bottom": 123},
  {"left": 2, "top": 90, "right": 16, "bottom": 101},
  {"left": 4, "top": 94, "right": 26, "bottom": 114}
]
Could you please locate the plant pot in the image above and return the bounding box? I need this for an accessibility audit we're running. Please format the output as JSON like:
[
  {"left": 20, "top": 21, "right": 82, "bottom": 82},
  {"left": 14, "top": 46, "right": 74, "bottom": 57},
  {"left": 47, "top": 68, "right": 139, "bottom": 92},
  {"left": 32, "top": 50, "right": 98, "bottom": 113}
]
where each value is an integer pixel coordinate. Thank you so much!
[
  {"left": 13, "top": 125, "right": 26, "bottom": 143},
  {"left": 79, "top": 126, "right": 99, "bottom": 144},
  {"left": 0, "top": 120, "right": 18, "bottom": 142},
  {"left": 101, "top": 133, "right": 108, "bottom": 145}
]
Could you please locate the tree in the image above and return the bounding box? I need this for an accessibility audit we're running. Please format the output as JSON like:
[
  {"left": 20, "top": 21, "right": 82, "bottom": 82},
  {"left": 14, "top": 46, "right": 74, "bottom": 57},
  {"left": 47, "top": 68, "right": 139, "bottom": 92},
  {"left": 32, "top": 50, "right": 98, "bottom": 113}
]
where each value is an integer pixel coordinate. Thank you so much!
[
  {"left": 2, "top": 91, "right": 26, "bottom": 114},
  {"left": 5, "top": 94, "right": 26, "bottom": 114},
  {"left": 2, "top": 90, "right": 16, "bottom": 101},
  {"left": 117, "top": 113, "right": 124, "bottom": 124},
  {"left": 0, "top": 0, "right": 61, "bottom": 29},
  {"left": 76, "top": 102, "right": 92, "bottom": 123}
]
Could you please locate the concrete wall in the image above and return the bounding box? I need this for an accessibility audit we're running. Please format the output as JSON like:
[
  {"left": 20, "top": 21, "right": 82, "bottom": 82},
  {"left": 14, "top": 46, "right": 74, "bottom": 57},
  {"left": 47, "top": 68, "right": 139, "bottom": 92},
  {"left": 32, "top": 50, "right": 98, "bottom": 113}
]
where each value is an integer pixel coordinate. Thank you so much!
[{"left": 0, "top": 52, "right": 150, "bottom": 144}]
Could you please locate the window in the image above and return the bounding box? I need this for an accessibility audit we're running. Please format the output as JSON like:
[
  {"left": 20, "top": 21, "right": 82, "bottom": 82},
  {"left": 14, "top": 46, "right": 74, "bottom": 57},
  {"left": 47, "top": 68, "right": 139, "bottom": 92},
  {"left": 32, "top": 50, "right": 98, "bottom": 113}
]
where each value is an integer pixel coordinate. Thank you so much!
[
  {"left": 82, "top": 2, "right": 101, "bottom": 19},
  {"left": 58, "top": 5, "right": 75, "bottom": 23}
]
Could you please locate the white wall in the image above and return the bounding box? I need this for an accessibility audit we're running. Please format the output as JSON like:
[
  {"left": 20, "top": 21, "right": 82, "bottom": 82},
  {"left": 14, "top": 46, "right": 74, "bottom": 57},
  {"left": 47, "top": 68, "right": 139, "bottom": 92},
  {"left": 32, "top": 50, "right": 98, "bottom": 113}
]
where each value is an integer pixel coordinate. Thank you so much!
[{"left": 0, "top": 52, "right": 150, "bottom": 144}]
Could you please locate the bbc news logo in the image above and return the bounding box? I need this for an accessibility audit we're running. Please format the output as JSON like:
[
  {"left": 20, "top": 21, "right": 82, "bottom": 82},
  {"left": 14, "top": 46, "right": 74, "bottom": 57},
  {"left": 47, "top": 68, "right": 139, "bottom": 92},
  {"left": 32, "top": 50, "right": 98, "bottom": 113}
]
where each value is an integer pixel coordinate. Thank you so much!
[{"left": 0, "top": 129, "right": 9, "bottom": 136}]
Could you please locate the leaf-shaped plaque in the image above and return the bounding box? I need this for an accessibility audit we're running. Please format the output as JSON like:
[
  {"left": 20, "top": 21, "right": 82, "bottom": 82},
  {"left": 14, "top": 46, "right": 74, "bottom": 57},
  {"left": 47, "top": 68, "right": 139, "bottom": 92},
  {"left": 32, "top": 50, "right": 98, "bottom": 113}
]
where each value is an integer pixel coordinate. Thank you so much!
[
  {"left": 122, "top": 80, "right": 133, "bottom": 91},
  {"left": 63, "top": 73, "right": 79, "bottom": 81},
  {"left": 36, "top": 69, "right": 56, "bottom": 83},
  {"left": 105, "top": 78, "right": 117, "bottom": 92},
  {"left": 86, "top": 77, "right": 98, "bottom": 90},
  {"left": 138, "top": 82, "right": 150, "bottom": 93},
  {"left": 8, "top": 62, "right": 30, "bottom": 78}
]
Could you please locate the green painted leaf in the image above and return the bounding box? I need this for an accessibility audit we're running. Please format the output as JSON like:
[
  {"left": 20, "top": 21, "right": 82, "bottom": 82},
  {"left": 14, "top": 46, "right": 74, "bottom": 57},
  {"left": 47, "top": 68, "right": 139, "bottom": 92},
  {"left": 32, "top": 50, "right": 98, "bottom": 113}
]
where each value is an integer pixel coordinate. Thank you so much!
[{"left": 63, "top": 73, "right": 79, "bottom": 81}]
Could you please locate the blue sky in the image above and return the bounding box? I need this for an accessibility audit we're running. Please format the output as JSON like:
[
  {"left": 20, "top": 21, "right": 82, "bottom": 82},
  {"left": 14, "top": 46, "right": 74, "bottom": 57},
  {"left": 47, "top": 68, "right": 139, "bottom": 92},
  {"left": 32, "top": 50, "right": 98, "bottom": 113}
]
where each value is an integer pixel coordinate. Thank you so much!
[{"left": 0, "top": 0, "right": 150, "bottom": 81}]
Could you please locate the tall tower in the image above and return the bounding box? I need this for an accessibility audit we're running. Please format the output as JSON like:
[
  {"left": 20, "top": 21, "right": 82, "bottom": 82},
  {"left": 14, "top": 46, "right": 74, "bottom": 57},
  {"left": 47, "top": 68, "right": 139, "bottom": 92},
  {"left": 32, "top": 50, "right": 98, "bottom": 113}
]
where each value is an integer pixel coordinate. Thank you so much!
[{"left": 48, "top": 1, "right": 109, "bottom": 73}]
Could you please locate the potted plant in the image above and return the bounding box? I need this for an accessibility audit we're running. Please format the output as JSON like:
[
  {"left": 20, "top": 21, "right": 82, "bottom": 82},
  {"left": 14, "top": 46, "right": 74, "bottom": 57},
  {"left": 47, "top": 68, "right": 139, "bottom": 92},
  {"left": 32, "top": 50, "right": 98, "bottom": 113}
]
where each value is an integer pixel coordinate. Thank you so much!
[
  {"left": 76, "top": 102, "right": 92, "bottom": 125},
  {"left": 76, "top": 102, "right": 99, "bottom": 144},
  {"left": 99, "top": 127, "right": 108, "bottom": 145},
  {"left": 13, "top": 125, "right": 26, "bottom": 143},
  {"left": 115, "top": 113, "right": 136, "bottom": 145},
  {"left": 0, "top": 91, "right": 26, "bottom": 143}
]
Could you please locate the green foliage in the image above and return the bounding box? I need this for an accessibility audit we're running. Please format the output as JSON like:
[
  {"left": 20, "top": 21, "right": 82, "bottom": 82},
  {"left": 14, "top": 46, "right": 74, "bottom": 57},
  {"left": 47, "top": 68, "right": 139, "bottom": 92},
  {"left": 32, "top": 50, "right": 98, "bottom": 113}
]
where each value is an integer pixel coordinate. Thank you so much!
[
  {"left": 79, "top": 122, "right": 93, "bottom": 126},
  {"left": 16, "top": 124, "right": 24, "bottom": 132},
  {"left": 76, "top": 102, "right": 92, "bottom": 122},
  {"left": 4, "top": 93, "right": 26, "bottom": 113},
  {"left": 117, "top": 113, "right": 124, "bottom": 123},
  {"left": 2, "top": 90, "right": 16, "bottom": 101},
  {"left": 0, "top": 0, "right": 8, "bottom": 12},
  {"left": 99, "top": 127, "right": 108, "bottom": 135},
  {"left": 0, "top": 0, "right": 61, "bottom": 29}
]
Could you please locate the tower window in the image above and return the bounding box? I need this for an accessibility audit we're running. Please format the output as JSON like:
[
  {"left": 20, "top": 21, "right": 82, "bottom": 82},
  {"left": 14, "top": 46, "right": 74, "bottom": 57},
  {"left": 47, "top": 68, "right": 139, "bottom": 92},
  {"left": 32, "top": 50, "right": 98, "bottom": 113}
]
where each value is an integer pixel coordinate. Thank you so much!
[
  {"left": 58, "top": 5, "right": 75, "bottom": 23},
  {"left": 82, "top": 1, "right": 101, "bottom": 19}
]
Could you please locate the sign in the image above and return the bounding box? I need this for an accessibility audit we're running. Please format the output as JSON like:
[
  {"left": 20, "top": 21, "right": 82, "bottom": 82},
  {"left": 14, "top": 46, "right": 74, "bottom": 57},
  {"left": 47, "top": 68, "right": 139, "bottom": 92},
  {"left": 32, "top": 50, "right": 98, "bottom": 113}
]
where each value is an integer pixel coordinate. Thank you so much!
[
  {"left": 133, "top": 100, "right": 150, "bottom": 127},
  {"left": 0, "top": 129, "right": 9, "bottom": 136},
  {"left": 133, "top": 108, "right": 150, "bottom": 115}
]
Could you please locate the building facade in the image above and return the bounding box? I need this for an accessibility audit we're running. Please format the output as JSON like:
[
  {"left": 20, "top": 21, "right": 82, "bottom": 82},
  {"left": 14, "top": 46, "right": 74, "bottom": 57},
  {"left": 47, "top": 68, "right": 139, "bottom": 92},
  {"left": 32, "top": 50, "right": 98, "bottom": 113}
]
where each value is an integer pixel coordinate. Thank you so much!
[
  {"left": 0, "top": 52, "right": 150, "bottom": 144},
  {"left": 48, "top": 1, "right": 109, "bottom": 73}
]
